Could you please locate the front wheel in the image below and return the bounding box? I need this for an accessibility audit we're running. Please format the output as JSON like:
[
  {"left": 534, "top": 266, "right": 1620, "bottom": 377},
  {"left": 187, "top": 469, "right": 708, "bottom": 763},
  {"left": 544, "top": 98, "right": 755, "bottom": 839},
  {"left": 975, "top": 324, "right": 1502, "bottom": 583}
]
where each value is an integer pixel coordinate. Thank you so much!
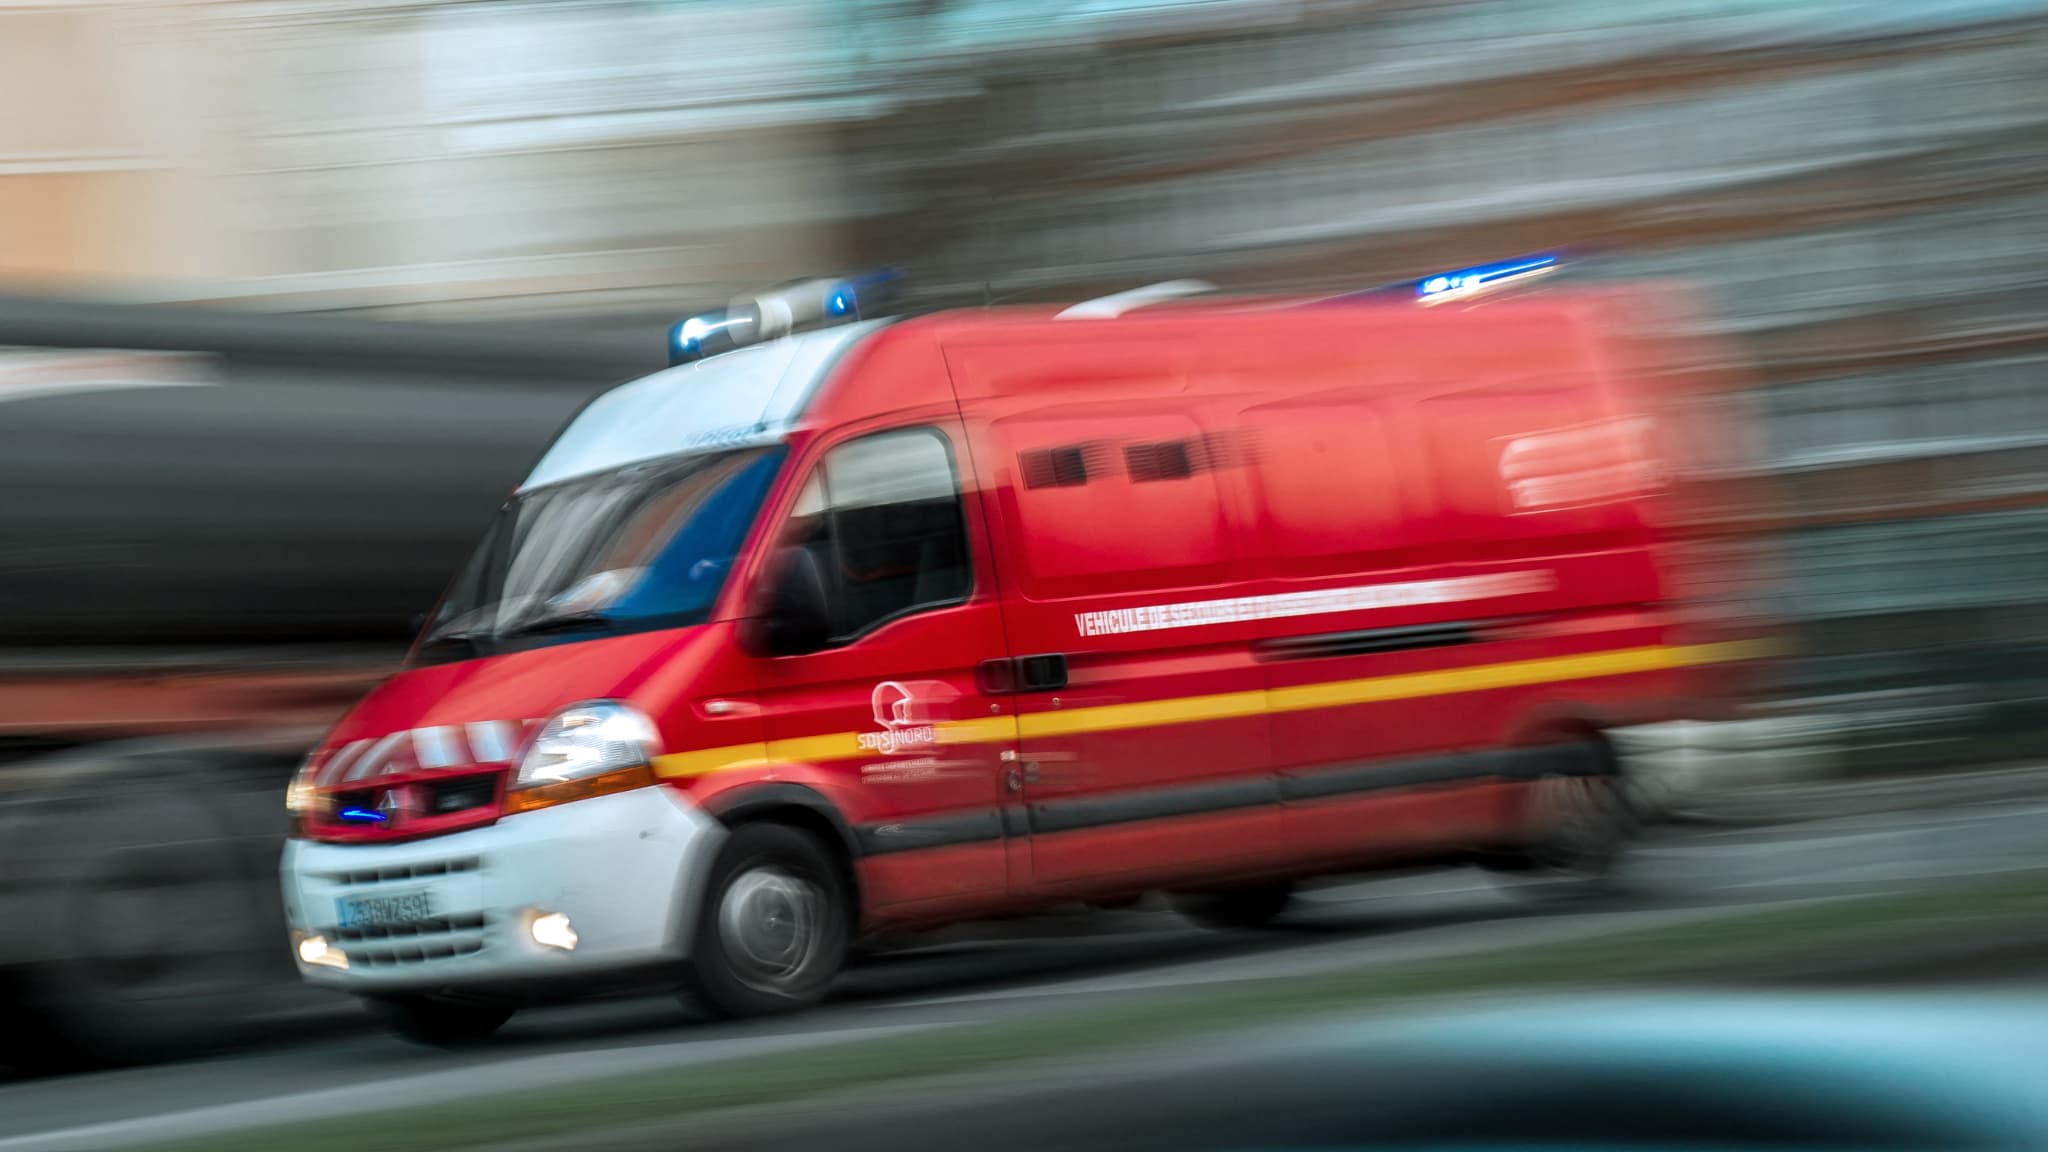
[
  {"left": 683, "top": 823, "right": 848, "bottom": 1019},
  {"left": 367, "top": 993, "right": 517, "bottom": 1048}
]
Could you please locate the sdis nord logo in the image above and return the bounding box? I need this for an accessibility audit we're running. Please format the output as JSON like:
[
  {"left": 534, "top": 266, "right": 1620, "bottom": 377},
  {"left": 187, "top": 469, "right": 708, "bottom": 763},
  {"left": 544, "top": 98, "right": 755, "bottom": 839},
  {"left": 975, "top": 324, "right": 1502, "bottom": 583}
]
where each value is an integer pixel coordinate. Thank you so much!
[{"left": 857, "top": 681, "right": 939, "bottom": 755}]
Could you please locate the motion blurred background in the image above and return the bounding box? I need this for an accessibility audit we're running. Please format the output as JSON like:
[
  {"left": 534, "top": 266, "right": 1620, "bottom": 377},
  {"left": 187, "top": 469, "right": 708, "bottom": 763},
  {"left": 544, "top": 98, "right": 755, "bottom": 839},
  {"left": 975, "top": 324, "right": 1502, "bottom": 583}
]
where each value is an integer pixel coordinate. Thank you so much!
[
  {"left": 9, "top": 0, "right": 2048, "bottom": 772},
  {"left": 6, "top": 0, "right": 2048, "bottom": 1098}
]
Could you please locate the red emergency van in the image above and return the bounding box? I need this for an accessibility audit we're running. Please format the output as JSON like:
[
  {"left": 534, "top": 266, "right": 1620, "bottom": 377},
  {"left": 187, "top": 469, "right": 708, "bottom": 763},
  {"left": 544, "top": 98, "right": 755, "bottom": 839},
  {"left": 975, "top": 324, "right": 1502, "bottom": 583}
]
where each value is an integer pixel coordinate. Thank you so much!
[{"left": 282, "top": 262, "right": 1763, "bottom": 1045}]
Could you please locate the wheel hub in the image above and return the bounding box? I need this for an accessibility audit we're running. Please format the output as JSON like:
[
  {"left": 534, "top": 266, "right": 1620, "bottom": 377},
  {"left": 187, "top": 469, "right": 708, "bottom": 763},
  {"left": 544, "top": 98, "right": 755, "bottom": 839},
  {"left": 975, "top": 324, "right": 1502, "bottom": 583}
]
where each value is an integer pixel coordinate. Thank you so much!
[
  {"left": 717, "top": 868, "right": 824, "bottom": 990},
  {"left": 1529, "top": 773, "right": 1624, "bottom": 873}
]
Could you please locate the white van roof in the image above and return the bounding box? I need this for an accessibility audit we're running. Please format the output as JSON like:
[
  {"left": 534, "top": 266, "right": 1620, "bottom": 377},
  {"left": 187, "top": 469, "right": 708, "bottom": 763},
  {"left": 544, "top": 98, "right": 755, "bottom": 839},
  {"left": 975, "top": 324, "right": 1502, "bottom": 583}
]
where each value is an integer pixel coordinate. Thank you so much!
[{"left": 519, "top": 320, "right": 884, "bottom": 492}]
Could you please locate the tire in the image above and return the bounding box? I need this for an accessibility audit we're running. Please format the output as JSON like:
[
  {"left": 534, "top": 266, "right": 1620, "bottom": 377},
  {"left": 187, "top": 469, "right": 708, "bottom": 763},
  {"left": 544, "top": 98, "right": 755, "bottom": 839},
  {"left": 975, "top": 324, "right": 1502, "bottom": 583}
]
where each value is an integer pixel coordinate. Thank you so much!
[
  {"left": 1489, "top": 750, "right": 1639, "bottom": 902},
  {"left": 684, "top": 822, "right": 849, "bottom": 1019},
  {"left": 1173, "top": 882, "right": 1294, "bottom": 930},
  {"left": 3, "top": 759, "right": 287, "bottom": 1071},
  {"left": 367, "top": 993, "right": 517, "bottom": 1048}
]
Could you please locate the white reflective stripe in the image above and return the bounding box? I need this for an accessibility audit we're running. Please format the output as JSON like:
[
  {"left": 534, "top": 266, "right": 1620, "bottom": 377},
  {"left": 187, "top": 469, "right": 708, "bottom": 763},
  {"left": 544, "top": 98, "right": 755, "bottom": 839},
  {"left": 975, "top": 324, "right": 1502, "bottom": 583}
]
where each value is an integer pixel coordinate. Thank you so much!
[
  {"left": 344, "top": 731, "right": 408, "bottom": 782},
  {"left": 413, "top": 726, "right": 462, "bottom": 769},
  {"left": 317, "top": 739, "right": 371, "bottom": 786},
  {"left": 466, "top": 721, "right": 513, "bottom": 764},
  {"left": 1072, "top": 570, "right": 1557, "bottom": 638}
]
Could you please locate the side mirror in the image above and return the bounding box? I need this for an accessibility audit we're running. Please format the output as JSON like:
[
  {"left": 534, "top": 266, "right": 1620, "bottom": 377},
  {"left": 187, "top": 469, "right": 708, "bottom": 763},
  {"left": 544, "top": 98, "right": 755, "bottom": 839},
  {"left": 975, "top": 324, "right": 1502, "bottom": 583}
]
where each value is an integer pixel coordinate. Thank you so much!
[{"left": 739, "top": 546, "right": 832, "bottom": 658}]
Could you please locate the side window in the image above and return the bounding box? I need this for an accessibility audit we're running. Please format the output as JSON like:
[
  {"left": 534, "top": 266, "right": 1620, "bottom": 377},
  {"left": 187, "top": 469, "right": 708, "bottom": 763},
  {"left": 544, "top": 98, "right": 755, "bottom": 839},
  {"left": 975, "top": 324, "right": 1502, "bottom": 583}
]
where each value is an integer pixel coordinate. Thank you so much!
[
  {"left": 779, "top": 427, "right": 972, "bottom": 642},
  {"left": 993, "top": 412, "right": 1237, "bottom": 599}
]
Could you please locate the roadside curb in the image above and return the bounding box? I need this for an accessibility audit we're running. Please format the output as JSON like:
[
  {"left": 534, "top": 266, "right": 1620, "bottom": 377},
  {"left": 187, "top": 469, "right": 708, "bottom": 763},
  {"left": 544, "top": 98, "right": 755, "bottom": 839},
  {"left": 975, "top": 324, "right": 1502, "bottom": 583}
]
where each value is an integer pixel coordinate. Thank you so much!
[{"left": 1660, "top": 762, "right": 2048, "bottom": 827}]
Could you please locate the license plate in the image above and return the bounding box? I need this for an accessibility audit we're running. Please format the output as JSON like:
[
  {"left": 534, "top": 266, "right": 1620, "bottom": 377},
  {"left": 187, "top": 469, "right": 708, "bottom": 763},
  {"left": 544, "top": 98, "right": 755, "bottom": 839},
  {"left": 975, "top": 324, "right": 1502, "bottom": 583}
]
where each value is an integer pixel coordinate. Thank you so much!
[{"left": 336, "top": 888, "right": 436, "bottom": 929}]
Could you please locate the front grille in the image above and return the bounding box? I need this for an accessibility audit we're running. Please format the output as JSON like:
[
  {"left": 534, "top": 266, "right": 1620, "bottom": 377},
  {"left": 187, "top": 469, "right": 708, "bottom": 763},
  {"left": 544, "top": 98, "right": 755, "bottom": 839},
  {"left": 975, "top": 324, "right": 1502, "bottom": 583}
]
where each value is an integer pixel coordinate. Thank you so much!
[
  {"left": 424, "top": 775, "right": 499, "bottom": 815},
  {"left": 336, "top": 912, "right": 490, "bottom": 968},
  {"left": 331, "top": 912, "right": 486, "bottom": 943},
  {"left": 322, "top": 767, "right": 503, "bottom": 837},
  {"left": 348, "top": 937, "right": 488, "bottom": 968},
  {"left": 323, "top": 856, "right": 481, "bottom": 887}
]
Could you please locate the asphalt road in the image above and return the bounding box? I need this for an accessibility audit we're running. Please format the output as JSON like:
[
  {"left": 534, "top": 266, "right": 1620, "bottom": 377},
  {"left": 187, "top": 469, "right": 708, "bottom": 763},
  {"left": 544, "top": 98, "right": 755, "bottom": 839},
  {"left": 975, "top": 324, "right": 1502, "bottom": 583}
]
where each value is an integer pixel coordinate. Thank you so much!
[{"left": 4, "top": 796, "right": 2048, "bottom": 1151}]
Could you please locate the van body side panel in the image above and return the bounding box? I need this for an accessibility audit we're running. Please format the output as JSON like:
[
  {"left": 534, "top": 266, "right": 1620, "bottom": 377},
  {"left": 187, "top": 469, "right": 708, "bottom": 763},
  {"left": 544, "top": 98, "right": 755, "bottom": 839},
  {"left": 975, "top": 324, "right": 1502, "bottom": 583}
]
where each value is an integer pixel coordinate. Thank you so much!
[
  {"left": 657, "top": 332, "right": 1026, "bottom": 924},
  {"left": 737, "top": 399, "right": 1020, "bottom": 915},
  {"left": 947, "top": 340, "right": 1279, "bottom": 893},
  {"left": 1211, "top": 310, "right": 1678, "bottom": 864},
  {"left": 675, "top": 305, "right": 1704, "bottom": 920}
]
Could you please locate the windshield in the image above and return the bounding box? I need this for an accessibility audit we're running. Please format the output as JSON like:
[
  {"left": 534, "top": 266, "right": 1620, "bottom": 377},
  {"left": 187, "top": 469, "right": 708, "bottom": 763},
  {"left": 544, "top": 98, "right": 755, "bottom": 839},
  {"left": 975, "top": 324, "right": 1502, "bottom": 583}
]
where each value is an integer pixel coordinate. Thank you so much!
[{"left": 413, "top": 445, "right": 786, "bottom": 664}]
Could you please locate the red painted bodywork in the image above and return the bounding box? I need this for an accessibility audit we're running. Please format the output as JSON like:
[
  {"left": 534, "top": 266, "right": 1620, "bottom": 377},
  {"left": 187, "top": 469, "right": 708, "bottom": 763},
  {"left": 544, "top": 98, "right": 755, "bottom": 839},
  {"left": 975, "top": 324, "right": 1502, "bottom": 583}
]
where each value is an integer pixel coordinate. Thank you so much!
[{"left": 298, "top": 291, "right": 1742, "bottom": 930}]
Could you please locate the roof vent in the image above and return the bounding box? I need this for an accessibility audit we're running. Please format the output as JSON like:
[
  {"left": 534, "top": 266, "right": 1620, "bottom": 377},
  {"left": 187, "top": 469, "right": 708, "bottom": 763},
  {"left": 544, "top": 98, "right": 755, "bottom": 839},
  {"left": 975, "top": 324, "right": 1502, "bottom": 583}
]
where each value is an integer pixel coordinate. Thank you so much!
[{"left": 1057, "top": 280, "right": 1216, "bottom": 320}]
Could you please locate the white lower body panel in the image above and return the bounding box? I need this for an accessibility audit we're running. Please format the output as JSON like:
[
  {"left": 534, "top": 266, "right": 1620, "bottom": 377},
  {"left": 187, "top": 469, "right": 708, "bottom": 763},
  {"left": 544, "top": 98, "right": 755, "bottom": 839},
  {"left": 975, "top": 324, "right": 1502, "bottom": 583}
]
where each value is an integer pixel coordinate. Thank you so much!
[{"left": 281, "top": 786, "right": 722, "bottom": 993}]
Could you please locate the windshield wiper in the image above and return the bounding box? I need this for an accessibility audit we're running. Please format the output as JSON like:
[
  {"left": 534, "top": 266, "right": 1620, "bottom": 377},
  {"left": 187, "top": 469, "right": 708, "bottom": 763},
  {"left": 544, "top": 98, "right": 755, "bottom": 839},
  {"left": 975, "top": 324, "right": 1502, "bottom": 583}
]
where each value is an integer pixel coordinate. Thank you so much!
[
  {"left": 414, "top": 628, "right": 488, "bottom": 659},
  {"left": 496, "top": 610, "right": 612, "bottom": 640}
]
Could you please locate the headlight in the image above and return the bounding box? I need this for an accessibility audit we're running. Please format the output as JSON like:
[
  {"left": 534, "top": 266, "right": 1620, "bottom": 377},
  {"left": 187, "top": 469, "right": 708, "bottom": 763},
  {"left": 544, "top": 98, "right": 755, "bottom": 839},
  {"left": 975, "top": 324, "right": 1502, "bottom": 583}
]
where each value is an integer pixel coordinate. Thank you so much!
[
  {"left": 509, "top": 702, "right": 661, "bottom": 814},
  {"left": 517, "top": 702, "right": 660, "bottom": 785},
  {"left": 286, "top": 754, "right": 324, "bottom": 819}
]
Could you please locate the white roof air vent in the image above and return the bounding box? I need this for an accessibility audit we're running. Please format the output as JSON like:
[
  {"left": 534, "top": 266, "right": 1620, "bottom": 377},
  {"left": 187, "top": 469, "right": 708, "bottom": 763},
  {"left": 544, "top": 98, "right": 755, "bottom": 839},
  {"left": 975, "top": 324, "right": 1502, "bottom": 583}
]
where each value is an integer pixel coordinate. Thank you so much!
[{"left": 1056, "top": 280, "right": 1216, "bottom": 319}]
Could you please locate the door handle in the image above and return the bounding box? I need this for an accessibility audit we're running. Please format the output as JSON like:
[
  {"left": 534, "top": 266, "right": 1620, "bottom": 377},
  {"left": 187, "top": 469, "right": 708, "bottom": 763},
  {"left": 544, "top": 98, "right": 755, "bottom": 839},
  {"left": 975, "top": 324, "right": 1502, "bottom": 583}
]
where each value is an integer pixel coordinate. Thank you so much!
[
  {"left": 1017, "top": 653, "right": 1069, "bottom": 692},
  {"left": 978, "top": 653, "right": 1070, "bottom": 695}
]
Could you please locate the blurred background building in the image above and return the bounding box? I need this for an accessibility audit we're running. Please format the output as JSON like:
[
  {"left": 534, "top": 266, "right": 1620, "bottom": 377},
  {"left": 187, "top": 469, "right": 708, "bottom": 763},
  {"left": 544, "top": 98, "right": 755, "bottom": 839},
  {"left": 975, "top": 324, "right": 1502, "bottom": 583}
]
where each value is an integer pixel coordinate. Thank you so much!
[{"left": 6, "top": 0, "right": 2048, "bottom": 778}]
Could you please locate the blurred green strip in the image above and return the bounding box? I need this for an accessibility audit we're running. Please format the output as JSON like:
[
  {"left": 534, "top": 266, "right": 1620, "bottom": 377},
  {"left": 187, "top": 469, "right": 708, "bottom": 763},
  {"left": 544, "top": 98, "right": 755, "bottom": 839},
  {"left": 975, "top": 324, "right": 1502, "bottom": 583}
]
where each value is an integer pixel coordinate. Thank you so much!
[{"left": 160, "top": 873, "right": 2048, "bottom": 1152}]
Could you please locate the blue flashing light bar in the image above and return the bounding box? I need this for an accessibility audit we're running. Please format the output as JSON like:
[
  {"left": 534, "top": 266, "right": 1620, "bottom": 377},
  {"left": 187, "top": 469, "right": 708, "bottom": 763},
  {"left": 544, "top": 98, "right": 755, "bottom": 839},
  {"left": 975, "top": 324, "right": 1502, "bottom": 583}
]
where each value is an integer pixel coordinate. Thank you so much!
[
  {"left": 824, "top": 268, "right": 902, "bottom": 322},
  {"left": 1415, "top": 253, "right": 1559, "bottom": 303},
  {"left": 1302, "top": 252, "right": 1565, "bottom": 309},
  {"left": 337, "top": 807, "right": 388, "bottom": 824},
  {"left": 669, "top": 309, "right": 745, "bottom": 366},
  {"left": 668, "top": 268, "right": 903, "bottom": 367}
]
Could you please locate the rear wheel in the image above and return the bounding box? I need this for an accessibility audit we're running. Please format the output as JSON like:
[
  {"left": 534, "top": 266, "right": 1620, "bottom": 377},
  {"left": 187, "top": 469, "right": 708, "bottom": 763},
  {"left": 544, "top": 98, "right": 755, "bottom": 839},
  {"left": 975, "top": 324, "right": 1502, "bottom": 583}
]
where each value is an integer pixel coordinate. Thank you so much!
[
  {"left": 683, "top": 823, "right": 848, "bottom": 1019},
  {"left": 1173, "top": 882, "right": 1294, "bottom": 929},
  {"left": 367, "top": 993, "right": 517, "bottom": 1048},
  {"left": 1488, "top": 743, "right": 1638, "bottom": 901}
]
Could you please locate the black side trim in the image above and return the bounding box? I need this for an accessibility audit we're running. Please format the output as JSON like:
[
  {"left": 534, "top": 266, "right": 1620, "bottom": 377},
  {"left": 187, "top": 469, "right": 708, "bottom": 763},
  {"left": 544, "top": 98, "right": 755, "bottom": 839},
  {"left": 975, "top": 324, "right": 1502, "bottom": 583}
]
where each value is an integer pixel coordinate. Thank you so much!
[
  {"left": 1029, "top": 778, "right": 1279, "bottom": 836},
  {"left": 1258, "top": 619, "right": 1490, "bottom": 663},
  {"left": 1279, "top": 749, "right": 1510, "bottom": 801},
  {"left": 1279, "top": 742, "right": 1607, "bottom": 802},
  {"left": 840, "top": 742, "right": 1610, "bottom": 857},
  {"left": 854, "top": 808, "right": 1005, "bottom": 856}
]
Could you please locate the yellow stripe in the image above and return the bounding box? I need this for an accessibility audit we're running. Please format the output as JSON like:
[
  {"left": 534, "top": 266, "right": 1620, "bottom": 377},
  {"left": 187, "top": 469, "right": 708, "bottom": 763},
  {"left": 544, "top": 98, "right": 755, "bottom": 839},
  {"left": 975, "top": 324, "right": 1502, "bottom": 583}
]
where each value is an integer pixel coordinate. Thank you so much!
[
  {"left": 654, "top": 745, "right": 770, "bottom": 778},
  {"left": 1016, "top": 689, "right": 1267, "bottom": 739},
  {"left": 938, "top": 715, "right": 1023, "bottom": 745},
  {"left": 651, "top": 639, "right": 1774, "bottom": 780},
  {"left": 1266, "top": 641, "right": 1754, "bottom": 714},
  {"left": 652, "top": 717, "right": 1022, "bottom": 779},
  {"left": 768, "top": 732, "right": 863, "bottom": 764}
]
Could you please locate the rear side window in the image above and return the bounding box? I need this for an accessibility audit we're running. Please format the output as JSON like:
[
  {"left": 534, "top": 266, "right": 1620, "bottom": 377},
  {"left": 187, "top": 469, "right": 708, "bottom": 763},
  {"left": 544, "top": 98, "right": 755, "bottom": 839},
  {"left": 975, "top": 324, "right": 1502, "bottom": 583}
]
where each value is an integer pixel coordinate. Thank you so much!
[
  {"left": 779, "top": 427, "right": 972, "bottom": 641},
  {"left": 993, "top": 411, "right": 1240, "bottom": 600}
]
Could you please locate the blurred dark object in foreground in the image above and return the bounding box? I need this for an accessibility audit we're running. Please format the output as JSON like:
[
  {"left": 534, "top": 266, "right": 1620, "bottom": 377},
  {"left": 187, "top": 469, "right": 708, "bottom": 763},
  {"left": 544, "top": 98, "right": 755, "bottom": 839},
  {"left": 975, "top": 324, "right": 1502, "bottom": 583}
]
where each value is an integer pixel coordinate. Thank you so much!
[
  {"left": 0, "top": 296, "right": 652, "bottom": 1068},
  {"left": 0, "top": 294, "right": 653, "bottom": 650},
  {"left": 662, "top": 994, "right": 2048, "bottom": 1152}
]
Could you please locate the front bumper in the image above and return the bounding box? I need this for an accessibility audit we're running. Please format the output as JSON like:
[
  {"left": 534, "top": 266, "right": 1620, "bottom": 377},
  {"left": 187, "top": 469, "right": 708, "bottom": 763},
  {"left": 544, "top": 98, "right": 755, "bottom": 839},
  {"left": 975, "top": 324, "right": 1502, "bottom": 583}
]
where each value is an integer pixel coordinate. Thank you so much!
[{"left": 281, "top": 785, "right": 722, "bottom": 993}]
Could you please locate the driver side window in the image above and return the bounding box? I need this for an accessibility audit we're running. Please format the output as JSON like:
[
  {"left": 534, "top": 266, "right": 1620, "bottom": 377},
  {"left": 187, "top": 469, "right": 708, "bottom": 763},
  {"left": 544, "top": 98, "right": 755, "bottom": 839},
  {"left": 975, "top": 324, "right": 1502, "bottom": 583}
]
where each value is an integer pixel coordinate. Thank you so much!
[{"left": 779, "top": 427, "right": 972, "bottom": 642}]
